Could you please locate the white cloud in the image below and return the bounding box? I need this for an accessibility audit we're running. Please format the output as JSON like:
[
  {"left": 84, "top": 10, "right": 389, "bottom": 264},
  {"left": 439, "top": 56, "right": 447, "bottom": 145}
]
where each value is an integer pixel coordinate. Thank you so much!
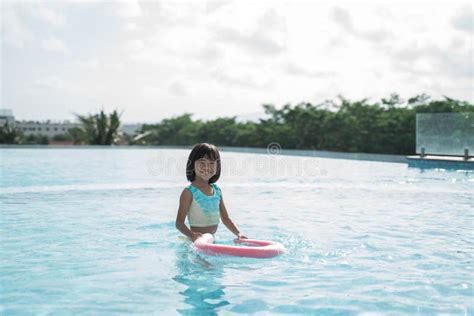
[
  {"left": 29, "top": 4, "right": 65, "bottom": 27},
  {"left": 205, "top": 1, "right": 233, "bottom": 14},
  {"left": 27, "top": 75, "right": 75, "bottom": 94},
  {"left": 210, "top": 66, "right": 274, "bottom": 90},
  {"left": 76, "top": 58, "right": 101, "bottom": 70},
  {"left": 123, "top": 22, "right": 142, "bottom": 32},
  {"left": 2, "top": 6, "right": 33, "bottom": 49},
  {"left": 451, "top": 5, "right": 474, "bottom": 33},
  {"left": 3, "top": 0, "right": 473, "bottom": 123},
  {"left": 2, "top": 3, "right": 65, "bottom": 49},
  {"left": 209, "top": 5, "right": 287, "bottom": 56},
  {"left": 390, "top": 41, "right": 472, "bottom": 79},
  {"left": 196, "top": 43, "right": 222, "bottom": 61},
  {"left": 142, "top": 85, "right": 162, "bottom": 99},
  {"left": 282, "top": 62, "right": 336, "bottom": 78},
  {"left": 213, "top": 25, "right": 286, "bottom": 56},
  {"left": 169, "top": 81, "right": 189, "bottom": 96},
  {"left": 127, "top": 39, "right": 145, "bottom": 52},
  {"left": 42, "top": 36, "right": 69, "bottom": 53},
  {"left": 331, "top": 6, "right": 393, "bottom": 42},
  {"left": 115, "top": 0, "right": 142, "bottom": 19}
]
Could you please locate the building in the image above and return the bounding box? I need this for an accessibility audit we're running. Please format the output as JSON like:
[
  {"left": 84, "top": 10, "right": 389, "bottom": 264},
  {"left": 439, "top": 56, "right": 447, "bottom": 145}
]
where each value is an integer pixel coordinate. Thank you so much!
[
  {"left": 1, "top": 109, "right": 79, "bottom": 137},
  {"left": 1, "top": 108, "right": 142, "bottom": 139},
  {"left": 16, "top": 121, "right": 80, "bottom": 138},
  {"left": 0, "top": 109, "right": 15, "bottom": 127}
]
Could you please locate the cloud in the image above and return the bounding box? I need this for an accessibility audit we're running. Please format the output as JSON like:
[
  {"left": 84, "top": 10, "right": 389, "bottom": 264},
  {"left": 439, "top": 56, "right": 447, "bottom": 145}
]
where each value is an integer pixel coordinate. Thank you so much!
[
  {"left": 359, "top": 29, "right": 393, "bottom": 42},
  {"left": 205, "top": 1, "right": 233, "bottom": 14},
  {"left": 390, "top": 41, "right": 473, "bottom": 80},
  {"left": 258, "top": 8, "right": 286, "bottom": 32},
  {"left": 115, "top": 0, "right": 143, "bottom": 19},
  {"left": 213, "top": 27, "right": 285, "bottom": 56},
  {"left": 196, "top": 42, "right": 223, "bottom": 62},
  {"left": 127, "top": 39, "right": 145, "bottom": 52},
  {"left": 451, "top": 6, "right": 474, "bottom": 33},
  {"left": 123, "top": 22, "right": 143, "bottom": 33},
  {"left": 331, "top": 7, "right": 393, "bottom": 42},
  {"left": 28, "top": 4, "right": 65, "bottom": 27},
  {"left": 2, "top": 6, "right": 33, "bottom": 49},
  {"left": 2, "top": 3, "right": 65, "bottom": 49},
  {"left": 210, "top": 67, "right": 274, "bottom": 90},
  {"left": 75, "top": 58, "right": 101, "bottom": 70},
  {"left": 28, "top": 76, "right": 75, "bottom": 93},
  {"left": 3, "top": 1, "right": 473, "bottom": 123},
  {"left": 42, "top": 36, "right": 69, "bottom": 53},
  {"left": 282, "top": 62, "right": 337, "bottom": 78},
  {"left": 168, "top": 81, "right": 189, "bottom": 96},
  {"left": 212, "top": 9, "right": 287, "bottom": 56},
  {"left": 331, "top": 7, "right": 353, "bottom": 31}
]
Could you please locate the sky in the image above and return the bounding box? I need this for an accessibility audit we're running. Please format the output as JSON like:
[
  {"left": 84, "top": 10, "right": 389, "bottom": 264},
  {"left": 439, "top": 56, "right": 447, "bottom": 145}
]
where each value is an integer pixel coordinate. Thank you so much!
[{"left": 1, "top": 0, "right": 473, "bottom": 123}]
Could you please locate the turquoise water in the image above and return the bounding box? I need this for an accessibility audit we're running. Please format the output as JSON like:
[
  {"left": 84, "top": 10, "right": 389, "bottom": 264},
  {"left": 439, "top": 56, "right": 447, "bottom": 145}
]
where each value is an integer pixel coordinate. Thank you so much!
[{"left": 1, "top": 148, "right": 473, "bottom": 315}]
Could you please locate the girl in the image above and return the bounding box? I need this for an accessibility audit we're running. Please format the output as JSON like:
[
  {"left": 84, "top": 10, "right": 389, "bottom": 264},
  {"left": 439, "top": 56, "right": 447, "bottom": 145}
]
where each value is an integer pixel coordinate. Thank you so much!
[{"left": 175, "top": 143, "right": 248, "bottom": 242}]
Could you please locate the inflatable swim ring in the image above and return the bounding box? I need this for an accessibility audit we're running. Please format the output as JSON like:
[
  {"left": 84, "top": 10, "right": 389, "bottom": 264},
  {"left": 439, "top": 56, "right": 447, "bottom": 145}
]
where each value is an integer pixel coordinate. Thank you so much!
[{"left": 193, "top": 233, "right": 285, "bottom": 258}]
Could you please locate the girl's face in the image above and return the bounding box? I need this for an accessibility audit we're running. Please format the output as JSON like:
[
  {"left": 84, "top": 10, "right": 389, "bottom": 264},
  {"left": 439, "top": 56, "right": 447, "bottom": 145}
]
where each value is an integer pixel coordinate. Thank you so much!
[{"left": 194, "top": 156, "right": 218, "bottom": 181}]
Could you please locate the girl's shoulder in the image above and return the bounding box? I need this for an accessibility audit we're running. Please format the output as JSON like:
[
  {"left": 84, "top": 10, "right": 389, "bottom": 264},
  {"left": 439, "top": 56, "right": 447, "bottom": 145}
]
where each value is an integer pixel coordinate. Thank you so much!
[{"left": 210, "top": 182, "right": 221, "bottom": 194}]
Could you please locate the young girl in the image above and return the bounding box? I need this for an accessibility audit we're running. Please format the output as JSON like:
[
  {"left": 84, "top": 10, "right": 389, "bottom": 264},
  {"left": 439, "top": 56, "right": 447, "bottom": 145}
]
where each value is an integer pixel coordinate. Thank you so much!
[{"left": 175, "top": 143, "right": 248, "bottom": 242}]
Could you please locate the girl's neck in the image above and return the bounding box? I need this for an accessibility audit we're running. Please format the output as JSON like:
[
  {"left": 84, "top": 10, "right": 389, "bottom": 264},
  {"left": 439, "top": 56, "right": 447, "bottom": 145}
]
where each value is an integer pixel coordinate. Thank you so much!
[{"left": 193, "top": 178, "right": 209, "bottom": 187}]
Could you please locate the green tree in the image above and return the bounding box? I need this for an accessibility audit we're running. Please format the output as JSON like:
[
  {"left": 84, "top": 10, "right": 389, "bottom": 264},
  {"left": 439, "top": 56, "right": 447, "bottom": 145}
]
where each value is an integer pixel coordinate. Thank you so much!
[
  {"left": 75, "top": 110, "right": 122, "bottom": 145},
  {"left": 130, "top": 94, "right": 473, "bottom": 155},
  {"left": 23, "top": 134, "right": 49, "bottom": 145},
  {"left": 0, "top": 123, "right": 23, "bottom": 144}
]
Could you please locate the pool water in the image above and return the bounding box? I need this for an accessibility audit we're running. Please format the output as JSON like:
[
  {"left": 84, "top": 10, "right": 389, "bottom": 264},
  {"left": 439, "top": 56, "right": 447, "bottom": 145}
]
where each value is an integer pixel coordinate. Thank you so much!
[{"left": 1, "top": 148, "right": 473, "bottom": 315}]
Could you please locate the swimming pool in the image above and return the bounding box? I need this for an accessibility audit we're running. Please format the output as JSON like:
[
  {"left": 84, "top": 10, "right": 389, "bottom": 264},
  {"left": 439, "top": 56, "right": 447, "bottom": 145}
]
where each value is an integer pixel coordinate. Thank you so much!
[{"left": 1, "top": 148, "right": 472, "bottom": 314}]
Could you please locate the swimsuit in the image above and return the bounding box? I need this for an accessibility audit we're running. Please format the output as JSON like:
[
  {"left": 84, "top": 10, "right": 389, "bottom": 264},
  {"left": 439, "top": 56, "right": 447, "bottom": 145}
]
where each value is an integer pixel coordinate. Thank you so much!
[{"left": 186, "top": 183, "right": 221, "bottom": 227}]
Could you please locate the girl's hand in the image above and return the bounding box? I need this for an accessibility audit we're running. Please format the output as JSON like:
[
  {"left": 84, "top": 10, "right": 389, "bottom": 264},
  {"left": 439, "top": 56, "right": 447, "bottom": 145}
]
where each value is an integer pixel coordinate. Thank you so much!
[
  {"left": 191, "top": 232, "right": 203, "bottom": 242},
  {"left": 237, "top": 233, "right": 248, "bottom": 240}
]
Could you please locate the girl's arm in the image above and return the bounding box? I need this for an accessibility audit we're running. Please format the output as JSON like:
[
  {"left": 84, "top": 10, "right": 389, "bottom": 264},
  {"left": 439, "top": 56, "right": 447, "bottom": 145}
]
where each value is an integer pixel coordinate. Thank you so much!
[
  {"left": 219, "top": 191, "right": 247, "bottom": 239},
  {"left": 175, "top": 188, "right": 202, "bottom": 241}
]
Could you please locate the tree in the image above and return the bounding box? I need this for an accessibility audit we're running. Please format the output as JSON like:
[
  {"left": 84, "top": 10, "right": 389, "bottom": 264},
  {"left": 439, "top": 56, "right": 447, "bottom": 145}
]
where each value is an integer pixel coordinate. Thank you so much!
[
  {"left": 75, "top": 110, "right": 122, "bottom": 145},
  {"left": 129, "top": 94, "right": 473, "bottom": 155},
  {"left": 0, "top": 123, "right": 23, "bottom": 144}
]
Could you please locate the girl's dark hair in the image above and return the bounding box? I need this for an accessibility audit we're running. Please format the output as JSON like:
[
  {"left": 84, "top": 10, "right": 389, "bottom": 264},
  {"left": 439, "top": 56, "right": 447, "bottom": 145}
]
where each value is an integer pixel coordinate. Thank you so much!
[{"left": 186, "top": 143, "right": 221, "bottom": 183}]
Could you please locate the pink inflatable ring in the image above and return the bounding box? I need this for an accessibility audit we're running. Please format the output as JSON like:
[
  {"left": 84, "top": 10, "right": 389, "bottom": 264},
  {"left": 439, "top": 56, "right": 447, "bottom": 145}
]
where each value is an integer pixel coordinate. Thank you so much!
[{"left": 193, "top": 233, "right": 285, "bottom": 258}]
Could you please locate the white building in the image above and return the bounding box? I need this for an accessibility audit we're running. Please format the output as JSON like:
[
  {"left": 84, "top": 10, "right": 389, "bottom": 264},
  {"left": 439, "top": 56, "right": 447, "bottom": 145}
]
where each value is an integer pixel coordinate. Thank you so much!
[
  {"left": 2, "top": 109, "right": 142, "bottom": 138},
  {"left": 16, "top": 121, "right": 80, "bottom": 138}
]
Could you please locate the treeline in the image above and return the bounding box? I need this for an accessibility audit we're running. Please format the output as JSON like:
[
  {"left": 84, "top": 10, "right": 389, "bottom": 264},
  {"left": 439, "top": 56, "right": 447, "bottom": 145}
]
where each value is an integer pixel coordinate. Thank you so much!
[
  {"left": 2, "top": 94, "right": 473, "bottom": 154},
  {"left": 136, "top": 94, "right": 474, "bottom": 155}
]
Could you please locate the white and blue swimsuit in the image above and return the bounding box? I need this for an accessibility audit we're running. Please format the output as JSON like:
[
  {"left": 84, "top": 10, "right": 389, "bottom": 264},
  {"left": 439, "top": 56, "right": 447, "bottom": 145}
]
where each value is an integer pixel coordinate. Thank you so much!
[{"left": 186, "top": 183, "right": 222, "bottom": 227}]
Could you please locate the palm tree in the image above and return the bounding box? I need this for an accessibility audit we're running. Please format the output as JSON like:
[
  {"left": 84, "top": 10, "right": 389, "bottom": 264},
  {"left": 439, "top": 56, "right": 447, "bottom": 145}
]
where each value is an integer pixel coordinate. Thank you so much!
[
  {"left": 75, "top": 110, "right": 122, "bottom": 145},
  {"left": 0, "top": 122, "right": 23, "bottom": 144}
]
